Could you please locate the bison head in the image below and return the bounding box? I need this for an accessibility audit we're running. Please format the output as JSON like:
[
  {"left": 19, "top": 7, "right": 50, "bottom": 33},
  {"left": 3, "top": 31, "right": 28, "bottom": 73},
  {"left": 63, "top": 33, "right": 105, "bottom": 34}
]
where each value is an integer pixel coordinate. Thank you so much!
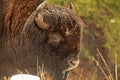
[{"left": 22, "top": 1, "right": 83, "bottom": 80}]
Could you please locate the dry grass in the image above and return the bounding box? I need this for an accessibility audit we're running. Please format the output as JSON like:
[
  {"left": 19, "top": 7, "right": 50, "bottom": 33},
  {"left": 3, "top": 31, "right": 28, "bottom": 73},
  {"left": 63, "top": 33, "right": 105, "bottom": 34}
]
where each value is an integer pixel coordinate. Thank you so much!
[
  {"left": 3, "top": 49, "right": 118, "bottom": 80},
  {"left": 115, "top": 52, "right": 118, "bottom": 80},
  {"left": 92, "top": 48, "right": 118, "bottom": 80}
]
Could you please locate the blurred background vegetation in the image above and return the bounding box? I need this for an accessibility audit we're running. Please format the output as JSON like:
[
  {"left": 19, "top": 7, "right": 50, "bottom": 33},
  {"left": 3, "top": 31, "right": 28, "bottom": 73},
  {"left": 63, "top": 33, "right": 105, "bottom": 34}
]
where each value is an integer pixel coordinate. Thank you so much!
[{"left": 48, "top": 0, "right": 120, "bottom": 80}]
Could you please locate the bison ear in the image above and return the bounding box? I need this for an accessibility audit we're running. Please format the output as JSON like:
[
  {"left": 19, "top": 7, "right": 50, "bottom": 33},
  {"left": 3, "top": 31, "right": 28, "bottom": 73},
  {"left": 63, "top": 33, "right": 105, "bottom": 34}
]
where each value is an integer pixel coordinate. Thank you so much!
[
  {"left": 69, "top": 2, "right": 74, "bottom": 11},
  {"left": 35, "top": 1, "right": 49, "bottom": 29}
]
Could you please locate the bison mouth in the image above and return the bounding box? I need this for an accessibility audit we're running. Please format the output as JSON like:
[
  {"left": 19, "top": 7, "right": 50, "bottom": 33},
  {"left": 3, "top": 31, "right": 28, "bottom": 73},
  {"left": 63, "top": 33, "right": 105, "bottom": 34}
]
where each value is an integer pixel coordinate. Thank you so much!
[{"left": 62, "top": 71, "right": 71, "bottom": 80}]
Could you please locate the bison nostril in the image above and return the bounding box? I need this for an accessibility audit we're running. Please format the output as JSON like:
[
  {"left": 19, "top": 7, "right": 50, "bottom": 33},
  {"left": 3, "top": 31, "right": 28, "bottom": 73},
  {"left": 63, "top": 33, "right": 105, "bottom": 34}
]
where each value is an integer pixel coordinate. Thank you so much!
[
  {"left": 70, "top": 61, "right": 76, "bottom": 66},
  {"left": 69, "top": 60, "right": 79, "bottom": 66}
]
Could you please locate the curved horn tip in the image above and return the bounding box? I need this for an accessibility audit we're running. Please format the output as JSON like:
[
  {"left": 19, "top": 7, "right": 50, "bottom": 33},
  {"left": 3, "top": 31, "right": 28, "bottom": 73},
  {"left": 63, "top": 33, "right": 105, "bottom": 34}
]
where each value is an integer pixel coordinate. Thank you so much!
[
  {"left": 36, "top": 0, "right": 47, "bottom": 11},
  {"left": 70, "top": 2, "right": 74, "bottom": 11}
]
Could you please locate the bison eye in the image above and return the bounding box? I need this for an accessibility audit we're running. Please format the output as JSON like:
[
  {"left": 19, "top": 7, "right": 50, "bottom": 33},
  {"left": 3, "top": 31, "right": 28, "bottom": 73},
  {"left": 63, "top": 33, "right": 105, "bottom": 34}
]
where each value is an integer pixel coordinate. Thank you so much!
[
  {"left": 52, "top": 35, "right": 60, "bottom": 42},
  {"left": 48, "top": 33, "right": 63, "bottom": 46}
]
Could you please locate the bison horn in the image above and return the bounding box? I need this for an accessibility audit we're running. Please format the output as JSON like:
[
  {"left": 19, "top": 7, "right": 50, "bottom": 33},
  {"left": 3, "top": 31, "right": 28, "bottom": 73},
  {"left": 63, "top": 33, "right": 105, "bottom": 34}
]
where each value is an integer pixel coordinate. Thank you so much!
[
  {"left": 70, "top": 2, "right": 74, "bottom": 11},
  {"left": 35, "top": 0, "right": 49, "bottom": 29},
  {"left": 36, "top": 0, "right": 47, "bottom": 12}
]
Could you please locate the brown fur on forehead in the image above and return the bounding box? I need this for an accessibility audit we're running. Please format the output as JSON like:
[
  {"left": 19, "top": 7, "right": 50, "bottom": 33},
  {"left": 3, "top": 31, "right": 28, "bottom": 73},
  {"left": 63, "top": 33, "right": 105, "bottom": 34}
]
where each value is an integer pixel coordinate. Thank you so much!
[
  {"left": 38, "top": 5, "right": 82, "bottom": 50},
  {"left": 41, "top": 5, "right": 81, "bottom": 33}
]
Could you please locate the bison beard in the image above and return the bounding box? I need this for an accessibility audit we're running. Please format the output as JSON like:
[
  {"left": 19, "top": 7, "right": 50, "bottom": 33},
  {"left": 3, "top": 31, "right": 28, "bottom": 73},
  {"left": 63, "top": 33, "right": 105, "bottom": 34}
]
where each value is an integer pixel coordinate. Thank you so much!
[{"left": 0, "top": 1, "right": 83, "bottom": 80}]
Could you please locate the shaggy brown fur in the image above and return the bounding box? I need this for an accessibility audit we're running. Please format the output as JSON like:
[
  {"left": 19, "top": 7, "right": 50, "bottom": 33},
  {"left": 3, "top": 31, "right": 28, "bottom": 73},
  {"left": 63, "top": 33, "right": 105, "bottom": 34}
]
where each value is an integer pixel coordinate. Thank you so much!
[{"left": 0, "top": 3, "right": 83, "bottom": 80}]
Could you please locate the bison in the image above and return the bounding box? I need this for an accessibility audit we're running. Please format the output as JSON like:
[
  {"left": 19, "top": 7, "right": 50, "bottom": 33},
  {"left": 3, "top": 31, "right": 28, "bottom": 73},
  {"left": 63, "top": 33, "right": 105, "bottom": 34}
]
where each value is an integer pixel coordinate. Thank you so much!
[{"left": 0, "top": 1, "right": 84, "bottom": 80}]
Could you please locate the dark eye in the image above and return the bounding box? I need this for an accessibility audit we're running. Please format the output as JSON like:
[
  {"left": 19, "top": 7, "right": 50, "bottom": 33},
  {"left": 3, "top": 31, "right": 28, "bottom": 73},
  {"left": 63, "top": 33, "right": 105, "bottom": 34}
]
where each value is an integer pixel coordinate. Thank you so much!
[
  {"left": 48, "top": 33, "right": 63, "bottom": 46},
  {"left": 52, "top": 35, "right": 60, "bottom": 42}
]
